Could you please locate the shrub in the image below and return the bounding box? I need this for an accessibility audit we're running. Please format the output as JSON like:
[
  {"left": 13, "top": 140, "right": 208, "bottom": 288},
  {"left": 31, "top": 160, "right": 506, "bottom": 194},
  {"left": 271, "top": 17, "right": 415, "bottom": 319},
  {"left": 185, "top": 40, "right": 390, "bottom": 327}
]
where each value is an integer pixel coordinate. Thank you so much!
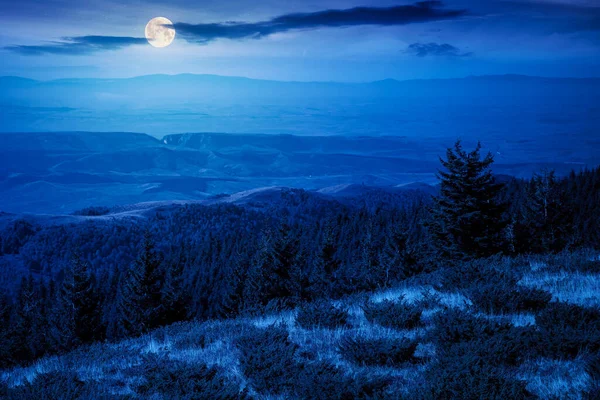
[
  {"left": 0, "top": 219, "right": 38, "bottom": 255},
  {"left": 537, "top": 302, "right": 600, "bottom": 331},
  {"left": 296, "top": 301, "right": 350, "bottom": 329},
  {"left": 293, "top": 360, "right": 392, "bottom": 399},
  {"left": 428, "top": 309, "right": 513, "bottom": 347},
  {"left": 172, "top": 332, "right": 208, "bottom": 350},
  {"left": 72, "top": 206, "right": 111, "bottom": 216},
  {"left": 536, "top": 302, "right": 600, "bottom": 358},
  {"left": 585, "top": 353, "right": 600, "bottom": 398},
  {"left": 0, "top": 380, "right": 8, "bottom": 398},
  {"left": 417, "top": 308, "right": 539, "bottom": 399},
  {"left": 588, "top": 386, "right": 600, "bottom": 400},
  {"left": 236, "top": 325, "right": 299, "bottom": 395},
  {"left": 441, "top": 258, "right": 517, "bottom": 291},
  {"left": 429, "top": 308, "right": 542, "bottom": 365},
  {"left": 8, "top": 371, "right": 87, "bottom": 400},
  {"left": 469, "top": 283, "right": 552, "bottom": 313},
  {"left": 572, "top": 259, "right": 600, "bottom": 273},
  {"left": 363, "top": 299, "right": 423, "bottom": 330},
  {"left": 415, "top": 290, "right": 442, "bottom": 309},
  {"left": 440, "top": 325, "right": 541, "bottom": 368},
  {"left": 136, "top": 354, "right": 246, "bottom": 399},
  {"left": 338, "top": 336, "right": 418, "bottom": 366},
  {"left": 415, "top": 352, "right": 535, "bottom": 400},
  {"left": 542, "top": 252, "right": 600, "bottom": 273}
]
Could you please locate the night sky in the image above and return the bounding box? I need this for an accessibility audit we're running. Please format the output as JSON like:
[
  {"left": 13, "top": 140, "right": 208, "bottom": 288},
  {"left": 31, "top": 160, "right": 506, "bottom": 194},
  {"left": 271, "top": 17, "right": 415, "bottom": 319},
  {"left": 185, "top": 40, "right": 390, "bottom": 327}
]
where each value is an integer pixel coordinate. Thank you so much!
[{"left": 1, "top": 0, "right": 599, "bottom": 81}]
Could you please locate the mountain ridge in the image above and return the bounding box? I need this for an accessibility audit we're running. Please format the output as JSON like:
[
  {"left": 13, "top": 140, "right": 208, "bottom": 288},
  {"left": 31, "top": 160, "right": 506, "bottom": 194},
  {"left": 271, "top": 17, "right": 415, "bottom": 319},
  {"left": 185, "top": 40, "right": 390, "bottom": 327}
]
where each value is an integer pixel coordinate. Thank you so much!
[
  {"left": 3, "top": 72, "right": 598, "bottom": 136},
  {"left": 3, "top": 73, "right": 600, "bottom": 85}
]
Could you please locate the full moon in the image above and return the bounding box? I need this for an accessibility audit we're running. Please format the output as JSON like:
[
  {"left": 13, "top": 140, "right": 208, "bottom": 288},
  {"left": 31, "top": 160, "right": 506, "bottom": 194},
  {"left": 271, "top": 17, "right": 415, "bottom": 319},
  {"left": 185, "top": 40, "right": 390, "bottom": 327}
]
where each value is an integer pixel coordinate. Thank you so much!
[{"left": 145, "top": 17, "right": 175, "bottom": 48}]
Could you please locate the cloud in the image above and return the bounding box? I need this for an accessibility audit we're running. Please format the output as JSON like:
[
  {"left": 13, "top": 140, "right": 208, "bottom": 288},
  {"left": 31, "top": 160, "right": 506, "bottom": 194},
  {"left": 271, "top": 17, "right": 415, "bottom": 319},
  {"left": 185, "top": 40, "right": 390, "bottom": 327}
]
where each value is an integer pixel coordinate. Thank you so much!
[
  {"left": 171, "top": 1, "right": 468, "bottom": 43},
  {"left": 486, "top": 1, "right": 600, "bottom": 34},
  {"left": 5, "top": 36, "right": 147, "bottom": 55},
  {"left": 406, "top": 42, "right": 472, "bottom": 57}
]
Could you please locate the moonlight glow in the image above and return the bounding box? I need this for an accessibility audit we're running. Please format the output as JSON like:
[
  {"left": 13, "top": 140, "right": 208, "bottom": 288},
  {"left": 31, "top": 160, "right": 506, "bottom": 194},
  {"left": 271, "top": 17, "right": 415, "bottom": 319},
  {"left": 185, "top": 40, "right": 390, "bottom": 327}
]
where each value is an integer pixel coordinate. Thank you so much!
[{"left": 145, "top": 17, "right": 175, "bottom": 48}]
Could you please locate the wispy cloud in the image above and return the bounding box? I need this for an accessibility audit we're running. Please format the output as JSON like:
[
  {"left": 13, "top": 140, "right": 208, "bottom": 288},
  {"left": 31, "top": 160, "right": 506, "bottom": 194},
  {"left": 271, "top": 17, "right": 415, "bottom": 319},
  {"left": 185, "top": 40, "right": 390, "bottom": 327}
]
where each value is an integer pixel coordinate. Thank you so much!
[
  {"left": 171, "top": 1, "right": 468, "bottom": 44},
  {"left": 486, "top": 0, "right": 600, "bottom": 34},
  {"left": 5, "top": 36, "right": 147, "bottom": 55},
  {"left": 406, "top": 42, "right": 472, "bottom": 57},
  {"left": 4, "top": 2, "right": 468, "bottom": 55}
]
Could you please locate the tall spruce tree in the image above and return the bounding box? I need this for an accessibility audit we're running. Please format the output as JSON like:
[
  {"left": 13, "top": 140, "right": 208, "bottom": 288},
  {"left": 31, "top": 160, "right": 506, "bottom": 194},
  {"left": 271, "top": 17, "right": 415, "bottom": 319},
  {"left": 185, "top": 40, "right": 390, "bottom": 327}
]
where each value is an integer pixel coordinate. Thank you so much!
[
  {"left": 271, "top": 223, "right": 304, "bottom": 307},
  {"left": 520, "top": 169, "right": 573, "bottom": 252},
  {"left": 50, "top": 255, "right": 102, "bottom": 351},
  {"left": 245, "top": 223, "right": 303, "bottom": 312},
  {"left": 161, "top": 242, "right": 189, "bottom": 324},
  {"left": 12, "top": 275, "right": 44, "bottom": 362},
  {"left": 429, "top": 140, "right": 507, "bottom": 259},
  {"left": 308, "top": 223, "right": 341, "bottom": 299},
  {"left": 380, "top": 224, "right": 421, "bottom": 282},
  {"left": 220, "top": 247, "right": 250, "bottom": 318},
  {"left": 0, "top": 294, "right": 13, "bottom": 368},
  {"left": 359, "top": 217, "right": 385, "bottom": 289},
  {"left": 115, "top": 232, "right": 164, "bottom": 338}
]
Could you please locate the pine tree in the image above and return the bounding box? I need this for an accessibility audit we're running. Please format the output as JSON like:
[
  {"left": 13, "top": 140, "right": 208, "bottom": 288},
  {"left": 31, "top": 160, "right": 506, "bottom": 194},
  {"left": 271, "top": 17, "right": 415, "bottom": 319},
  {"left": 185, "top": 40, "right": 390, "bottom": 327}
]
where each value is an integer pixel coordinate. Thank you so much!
[
  {"left": 0, "top": 294, "right": 13, "bottom": 368},
  {"left": 218, "top": 238, "right": 253, "bottom": 318},
  {"left": 103, "top": 269, "right": 122, "bottom": 341},
  {"left": 115, "top": 257, "right": 146, "bottom": 338},
  {"left": 50, "top": 255, "right": 102, "bottom": 351},
  {"left": 161, "top": 241, "right": 189, "bottom": 324},
  {"left": 520, "top": 169, "right": 573, "bottom": 252},
  {"left": 243, "top": 232, "right": 271, "bottom": 315},
  {"left": 115, "top": 232, "right": 164, "bottom": 338},
  {"left": 308, "top": 223, "right": 341, "bottom": 299},
  {"left": 429, "top": 140, "right": 507, "bottom": 259},
  {"left": 12, "top": 275, "right": 44, "bottom": 362},
  {"left": 270, "top": 223, "right": 303, "bottom": 308},
  {"left": 245, "top": 223, "right": 303, "bottom": 312},
  {"left": 138, "top": 232, "right": 165, "bottom": 328},
  {"left": 359, "top": 217, "right": 385, "bottom": 289},
  {"left": 380, "top": 224, "right": 421, "bottom": 283}
]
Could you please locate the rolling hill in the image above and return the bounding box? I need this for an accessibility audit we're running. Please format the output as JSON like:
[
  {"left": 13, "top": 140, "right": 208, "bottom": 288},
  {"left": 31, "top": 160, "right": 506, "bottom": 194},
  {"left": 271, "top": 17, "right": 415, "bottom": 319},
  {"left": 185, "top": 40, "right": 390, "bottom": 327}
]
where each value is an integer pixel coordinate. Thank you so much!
[{"left": 0, "top": 130, "right": 597, "bottom": 213}]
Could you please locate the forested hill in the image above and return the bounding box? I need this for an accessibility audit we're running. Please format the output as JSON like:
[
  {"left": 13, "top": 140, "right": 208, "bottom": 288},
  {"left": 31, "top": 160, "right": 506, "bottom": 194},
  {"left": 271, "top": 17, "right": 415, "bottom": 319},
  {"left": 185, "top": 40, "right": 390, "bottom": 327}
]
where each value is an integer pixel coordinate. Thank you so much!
[
  {"left": 1, "top": 166, "right": 599, "bottom": 302},
  {"left": 0, "top": 147, "right": 599, "bottom": 396},
  {"left": 0, "top": 186, "right": 428, "bottom": 293}
]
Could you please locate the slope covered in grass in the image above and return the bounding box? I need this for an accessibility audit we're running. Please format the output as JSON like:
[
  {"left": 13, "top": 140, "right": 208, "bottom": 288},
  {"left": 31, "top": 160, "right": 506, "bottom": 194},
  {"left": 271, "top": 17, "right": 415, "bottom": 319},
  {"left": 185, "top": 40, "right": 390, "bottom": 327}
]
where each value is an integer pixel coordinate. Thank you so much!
[{"left": 2, "top": 254, "right": 598, "bottom": 399}]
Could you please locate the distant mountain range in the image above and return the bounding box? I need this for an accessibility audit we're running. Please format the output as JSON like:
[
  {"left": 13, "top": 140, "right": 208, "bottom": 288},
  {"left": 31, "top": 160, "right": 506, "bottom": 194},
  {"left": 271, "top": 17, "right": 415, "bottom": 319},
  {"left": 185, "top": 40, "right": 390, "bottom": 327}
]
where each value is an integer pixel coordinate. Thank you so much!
[
  {"left": 1, "top": 73, "right": 599, "bottom": 137},
  {"left": 0, "top": 131, "right": 597, "bottom": 214},
  {"left": 3, "top": 73, "right": 599, "bottom": 86},
  {"left": 2, "top": 73, "right": 599, "bottom": 109}
]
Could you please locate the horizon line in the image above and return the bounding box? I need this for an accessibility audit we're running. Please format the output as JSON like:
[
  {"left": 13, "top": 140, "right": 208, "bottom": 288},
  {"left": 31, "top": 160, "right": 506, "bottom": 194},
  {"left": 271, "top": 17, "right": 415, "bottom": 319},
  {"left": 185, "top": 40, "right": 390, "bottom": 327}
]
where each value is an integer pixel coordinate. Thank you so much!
[{"left": 2, "top": 72, "right": 600, "bottom": 85}]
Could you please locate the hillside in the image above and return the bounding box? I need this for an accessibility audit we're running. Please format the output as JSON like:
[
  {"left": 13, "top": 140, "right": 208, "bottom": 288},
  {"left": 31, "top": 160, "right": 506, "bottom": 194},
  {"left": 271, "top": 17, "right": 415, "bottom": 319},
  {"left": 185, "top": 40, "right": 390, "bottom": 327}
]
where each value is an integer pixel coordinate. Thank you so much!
[
  {"left": 0, "top": 185, "right": 429, "bottom": 294},
  {"left": 1, "top": 152, "right": 599, "bottom": 399},
  {"left": 1, "top": 253, "right": 599, "bottom": 399}
]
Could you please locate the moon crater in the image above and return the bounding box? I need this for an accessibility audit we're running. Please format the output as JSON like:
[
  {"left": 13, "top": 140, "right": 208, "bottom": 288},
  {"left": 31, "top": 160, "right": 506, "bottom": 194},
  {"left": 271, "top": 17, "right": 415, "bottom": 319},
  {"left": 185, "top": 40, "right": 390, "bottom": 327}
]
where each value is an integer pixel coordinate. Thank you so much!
[{"left": 145, "top": 17, "right": 175, "bottom": 48}]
